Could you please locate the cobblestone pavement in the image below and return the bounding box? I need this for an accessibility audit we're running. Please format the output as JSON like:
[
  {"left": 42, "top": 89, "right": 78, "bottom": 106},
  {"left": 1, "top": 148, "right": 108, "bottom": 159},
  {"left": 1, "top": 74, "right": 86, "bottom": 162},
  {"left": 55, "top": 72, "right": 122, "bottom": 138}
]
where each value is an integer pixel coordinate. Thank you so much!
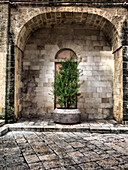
[{"left": 0, "top": 131, "right": 128, "bottom": 170}]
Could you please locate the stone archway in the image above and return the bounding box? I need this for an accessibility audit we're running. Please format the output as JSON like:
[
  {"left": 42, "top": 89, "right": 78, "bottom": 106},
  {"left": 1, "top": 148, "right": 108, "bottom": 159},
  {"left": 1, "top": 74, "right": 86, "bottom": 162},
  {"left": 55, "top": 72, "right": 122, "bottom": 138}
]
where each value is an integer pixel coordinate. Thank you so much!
[{"left": 15, "top": 11, "right": 123, "bottom": 122}]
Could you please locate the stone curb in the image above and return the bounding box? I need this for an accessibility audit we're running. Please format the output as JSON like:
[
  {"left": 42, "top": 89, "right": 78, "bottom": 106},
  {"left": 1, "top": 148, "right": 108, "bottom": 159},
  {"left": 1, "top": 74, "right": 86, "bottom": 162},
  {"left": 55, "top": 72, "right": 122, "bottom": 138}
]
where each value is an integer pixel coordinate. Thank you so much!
[
  {"left": 0, "top": 120, "right": 5, "bottom": 127},
  {"left": 9, "top": 125, "right": 128, "bottom": 134},
  {"left": 0, "top": 125, "right": 9, "bottom": 136}
]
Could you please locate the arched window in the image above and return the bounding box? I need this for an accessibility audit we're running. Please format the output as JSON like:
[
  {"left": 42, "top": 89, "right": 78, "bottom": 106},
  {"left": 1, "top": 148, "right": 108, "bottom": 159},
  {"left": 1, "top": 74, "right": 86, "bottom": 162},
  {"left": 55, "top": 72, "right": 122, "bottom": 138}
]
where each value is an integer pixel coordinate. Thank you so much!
[
  {"left": 55, "top": 48, "right": 77, "bottom": 60},
  {"left": 55, "top": 49, "right": 77, "bottom": 108}
]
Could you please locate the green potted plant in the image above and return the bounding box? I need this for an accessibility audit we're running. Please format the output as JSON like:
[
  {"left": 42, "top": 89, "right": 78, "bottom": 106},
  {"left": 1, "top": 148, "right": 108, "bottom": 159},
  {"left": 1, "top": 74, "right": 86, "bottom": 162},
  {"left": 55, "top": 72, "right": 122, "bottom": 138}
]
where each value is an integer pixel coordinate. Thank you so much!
[{"left": 52, "top": 56, "right": 83, "bottom": 124}]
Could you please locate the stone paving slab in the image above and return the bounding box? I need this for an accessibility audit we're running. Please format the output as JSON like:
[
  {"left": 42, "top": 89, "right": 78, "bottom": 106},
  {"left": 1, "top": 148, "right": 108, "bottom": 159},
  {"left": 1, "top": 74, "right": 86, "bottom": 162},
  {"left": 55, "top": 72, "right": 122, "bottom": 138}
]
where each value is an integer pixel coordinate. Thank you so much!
[{"left": 0, "top": 131, "right": 128, "bottom": 169}]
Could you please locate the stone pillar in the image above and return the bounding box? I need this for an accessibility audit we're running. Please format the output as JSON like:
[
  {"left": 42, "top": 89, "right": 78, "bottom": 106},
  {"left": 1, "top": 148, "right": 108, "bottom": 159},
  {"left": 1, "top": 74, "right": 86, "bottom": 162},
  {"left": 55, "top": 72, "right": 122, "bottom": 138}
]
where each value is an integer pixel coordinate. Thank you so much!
[
  {"left": 113, "top": 47, "right": 123, "bottom": 123},
  {"left": 122, "top": 19, "right": 128, "bottom": 121},
  {"left": 0, "top": 1, "right": 9, "bottom": 119}
]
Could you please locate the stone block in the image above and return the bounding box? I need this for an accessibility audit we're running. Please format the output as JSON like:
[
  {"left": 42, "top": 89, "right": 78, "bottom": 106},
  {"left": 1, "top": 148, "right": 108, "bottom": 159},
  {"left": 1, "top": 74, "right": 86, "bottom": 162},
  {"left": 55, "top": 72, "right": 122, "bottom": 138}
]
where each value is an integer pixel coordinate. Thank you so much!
[
  {"left": 98, "top": 109, "right": 102, "bottom": 114},
  {"left": 23, "top": 62, "right": 30, "bottom": 66},
  {"left": 93, "top": 41, "right": 101, "bottom": 46},
  {"left": 91, "top": 35, "right": 97, "bottom": 40},
  {"left": 77, "top": 103, "right": 84, "bottom": 109},
  {"left": 87, "top": 56, "right": 94, "bottom": 62},
  {"left": 26, "top": 44, "right": 37, "bottom": 50},
  {"left": 87, "top": 87, "right": 97, "bottom": 93},
  {"left": 103, "top": 46, "right": 111, "bottom": 51},
  {"left": 84, "top": 65, "right": 92, "bottom": 71},
  {"left": 88, "top": 114, "right": 95, "bottom": 120},
  {"left": 102, "top": 98, "right": 109, "bottom": 103},
  {"left": 84, "top": 71, "right": 92, "bottom": 76},
  {"left": 102, "top": 109, "right": 110, "bottom": 116},
  {"left": 100, "top": 103, "right": 112, "bottom": 109},
  {"left": 93, "top": 93, "right": 99, "bottom": 98},
  {"left": 101, "top": 75, "right": 112, "bottom": 81},
  {"left": 97, "top": 87, "right": 102, "bottom": 93},
  {"left": 107, "top": 93, "right": 112, "bottom": 98},
  {"left": 86, "top": 109, "right": 96, "bottom": 114},
  {"left": 31, "top": 66, "right": 40, "bottom": 70},
  {"left": 78, "top": 97, "right": 85, "bottom": 103},
  {"left": 94, "top": 56, "right": 101, "bottom": 62},
  {"left": 95, "top": 113, "right": 104, "bottom": 119}
]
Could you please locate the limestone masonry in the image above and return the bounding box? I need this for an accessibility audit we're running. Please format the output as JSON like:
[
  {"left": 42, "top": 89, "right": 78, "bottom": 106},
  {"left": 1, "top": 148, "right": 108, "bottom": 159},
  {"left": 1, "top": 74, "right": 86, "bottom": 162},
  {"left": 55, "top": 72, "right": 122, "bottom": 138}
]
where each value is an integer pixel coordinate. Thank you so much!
[{"left": 0, "top": 0, "right": 128, "bottom": 122}]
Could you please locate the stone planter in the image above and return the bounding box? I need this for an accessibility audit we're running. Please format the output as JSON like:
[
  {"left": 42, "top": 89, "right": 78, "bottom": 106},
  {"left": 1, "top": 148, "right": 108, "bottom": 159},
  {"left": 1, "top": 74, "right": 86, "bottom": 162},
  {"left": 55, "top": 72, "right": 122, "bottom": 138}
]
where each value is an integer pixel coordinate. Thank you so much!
[{"left": 53, "top": 108, "right": 81, "bottom": 124}]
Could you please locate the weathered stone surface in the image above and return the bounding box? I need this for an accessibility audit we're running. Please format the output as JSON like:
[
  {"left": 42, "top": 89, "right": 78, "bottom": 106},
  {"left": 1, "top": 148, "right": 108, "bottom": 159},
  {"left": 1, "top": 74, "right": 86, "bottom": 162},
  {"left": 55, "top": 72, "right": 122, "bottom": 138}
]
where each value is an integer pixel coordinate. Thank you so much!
[
  {"left": 53, "top": 109, "right": 81, "bottom": 124},
  {"left": 0, "top": 1, "right": 127, "bottom": 122},
  {"left": 0, "top": 120, "right": 5, "bottom": 127},
  {"left": 0, "top": 3, "right": 8, "bottom": 118},
  {"left": 123, "top": 46, "right": 128, "bottom": 121},
  {"left": 0, "top": 125, "right": 9, "bottom": 136},
  {"left": 8, "top": 118, "right": 128, "bottom": 133},
  {"left": 113, "top": 48, "right": 123, "bottom": 122},
  {"left": 22, "top": 24, "right": 113, "bottom": 120},
  {"left": 0, "top": 131, "right": 128, "bottom": 169}
]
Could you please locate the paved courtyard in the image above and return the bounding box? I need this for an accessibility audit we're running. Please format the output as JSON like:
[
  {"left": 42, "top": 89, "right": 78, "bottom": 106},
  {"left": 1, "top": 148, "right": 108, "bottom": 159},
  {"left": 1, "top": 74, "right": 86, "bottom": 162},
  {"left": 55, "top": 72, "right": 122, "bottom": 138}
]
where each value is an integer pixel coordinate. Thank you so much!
[{"left": 0, "top": 131, "right": 128, "bottom": 170}]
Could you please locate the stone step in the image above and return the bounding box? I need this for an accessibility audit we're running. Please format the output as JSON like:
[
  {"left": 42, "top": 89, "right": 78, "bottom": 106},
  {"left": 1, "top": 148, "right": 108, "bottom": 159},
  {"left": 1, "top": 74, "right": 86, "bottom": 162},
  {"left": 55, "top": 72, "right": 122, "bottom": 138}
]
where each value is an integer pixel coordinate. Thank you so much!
[
  {"left": 0, "top": 120, "right": 5, "bottom": 127},
  {"left": 0, "top": 125, "right": 9, "bottom": 136},
  {"left": 9, "top": 125, "right": 128, "bottom": 134}
]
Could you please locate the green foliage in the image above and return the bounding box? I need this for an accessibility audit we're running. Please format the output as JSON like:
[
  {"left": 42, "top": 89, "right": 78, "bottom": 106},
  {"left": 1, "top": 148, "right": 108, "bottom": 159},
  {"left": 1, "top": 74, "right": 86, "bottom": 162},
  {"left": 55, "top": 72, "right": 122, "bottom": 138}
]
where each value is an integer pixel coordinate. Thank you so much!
[{"left": 53, "top": 56, "right": 82, "bottom": 109}]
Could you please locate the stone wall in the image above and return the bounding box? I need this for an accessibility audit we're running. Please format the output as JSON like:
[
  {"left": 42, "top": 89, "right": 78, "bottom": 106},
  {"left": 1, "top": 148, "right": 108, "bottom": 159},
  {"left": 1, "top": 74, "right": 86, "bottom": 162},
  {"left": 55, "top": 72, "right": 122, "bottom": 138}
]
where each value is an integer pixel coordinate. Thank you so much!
[
  {"left": 122, "top": 19, "right": 128, "bottom": 121},
  {"left": 15, "top": 47, "right": 23, "bottom": 119},
  {"left": 22, "top": 24, "right": 113, "bottom": 120},
  {"left": 0, "top": 1, "right": 127, "bottom": 122},
  {"left": 123, "top": 46, "right": 128, "bottom": 120},
  {"left": 10, "top": 4, "right": 126, "bottom": 121},
  {"left": 0, "top": 3, "right": 8, "bottom": 118}
]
